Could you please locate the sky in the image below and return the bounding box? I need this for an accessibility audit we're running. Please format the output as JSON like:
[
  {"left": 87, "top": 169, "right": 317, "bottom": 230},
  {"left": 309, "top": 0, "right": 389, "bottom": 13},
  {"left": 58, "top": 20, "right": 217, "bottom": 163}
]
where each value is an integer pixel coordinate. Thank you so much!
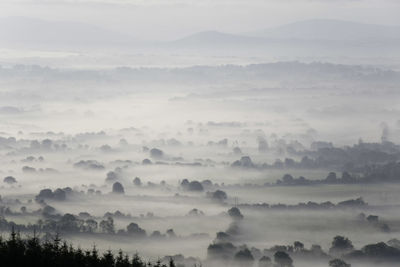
[{"left": 0, "top": 0, "right": 399, "bottom": 40}]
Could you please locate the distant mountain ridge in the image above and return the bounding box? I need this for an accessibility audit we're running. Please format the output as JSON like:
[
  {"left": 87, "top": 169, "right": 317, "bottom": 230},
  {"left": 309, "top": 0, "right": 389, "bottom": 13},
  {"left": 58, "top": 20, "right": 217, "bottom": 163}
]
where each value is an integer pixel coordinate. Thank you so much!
[
  {"left": 247, "top": 19, "right": 400, "bottom": 41},
  {"left": 0, "top": 16, "right": 138, "bottom": 46},
  {"left": 167, "top": 19, "right": 400, "bottom": 51},
  {"left": 169, "top": 31, "right": 265, "bottom": 46},
  {"left": 1, "top": 17, "right": 399, "bottom": 52}
]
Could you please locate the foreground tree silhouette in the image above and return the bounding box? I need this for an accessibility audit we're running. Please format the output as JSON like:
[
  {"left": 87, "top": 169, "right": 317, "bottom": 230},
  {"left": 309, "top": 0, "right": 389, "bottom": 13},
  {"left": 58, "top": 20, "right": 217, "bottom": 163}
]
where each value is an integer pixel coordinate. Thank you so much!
[{"left": 0, "top": 229, "right": 175, "bottom": 267}]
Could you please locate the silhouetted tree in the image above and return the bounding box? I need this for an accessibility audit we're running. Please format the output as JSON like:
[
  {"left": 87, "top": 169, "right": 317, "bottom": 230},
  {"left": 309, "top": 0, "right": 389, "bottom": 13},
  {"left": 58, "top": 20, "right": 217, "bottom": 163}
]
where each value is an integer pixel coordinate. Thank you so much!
[
  {"left": 329, "top": 236, "right": 354, "bottom": 255},
  {"left": 227, "top": 207, "right": 244, "bottom": 220},
  {"left": 0, "top": 230, "right": 173, "bottom": 267},
  {"left": 329, "top": 258, "right": 351, "bottom": 267},
  {"left": 99, "top": 217, "right": 115, "bottom": 234},
  {"left": 112, "top": 182, "right": 125, "bottom": 194},
  {"left": 234, "top": 248, "right": 254, "bottom": 266},
  {"left": 258, "top": 256, "right": 272, "bottom": 267},
  {"left": 273, "top": 251, "right": 293, "bottom": 267}
]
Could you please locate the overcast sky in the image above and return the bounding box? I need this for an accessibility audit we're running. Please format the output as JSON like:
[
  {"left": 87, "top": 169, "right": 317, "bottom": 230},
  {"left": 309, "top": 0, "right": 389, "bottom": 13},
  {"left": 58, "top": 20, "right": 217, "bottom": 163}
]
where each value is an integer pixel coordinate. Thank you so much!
[{"left": 1, "top": 0, "right": 399, "bottom": 40}]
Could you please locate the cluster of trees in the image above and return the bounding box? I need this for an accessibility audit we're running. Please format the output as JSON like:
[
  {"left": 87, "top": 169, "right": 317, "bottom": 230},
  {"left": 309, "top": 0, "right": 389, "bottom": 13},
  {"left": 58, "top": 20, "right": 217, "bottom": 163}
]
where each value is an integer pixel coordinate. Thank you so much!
[
  {"left": 0, "top": 230, "right": 176, "bottom": 267},
  {"left": 3, "top": 176, "right": 17, "bottom": 184},
  {"left": 36, "top": 188, "right": 71, "bottom": 201},
  {"left": 180, "top": 179, "right": 217, "bottom": 192},
  {"left": 207, "top": 243, "right": 294, "bottom": 267},
  {"left": 35, "top": 185, "right": 125, "bottom": 202},
  {"left": 274, "top": 161, "right": 400, "bottom": 186},
  {"left": 22, "top": 166, "right": 57, "bottom": 174},
  {"left": 21, "top": 156, "right": 44, "bottom": 163},
  {"left": 275, "top": 172, "right": 359, "bottom": 186},
  {"left": 361, "top": 161, "right": 400, "bottom": 182},
  {"left": 73, "top": 160, "right": 105, "bottom": 170},
  {"left": 231, "top": 141, "right": 400, "bottom": 176},
  {"left": 231, "top": 156, "right": 254, "bottom": 168},
  {"left": 28, "top": 139, "right": 67, "bottom": 152},
  {"left": 357, "top": 213, "right": 390, "bottom": 232},
  {"left": 0, "top": 214, "right": 179, "bottom": 241},
  {"left": 3, "top": 62, "right": 399, "bottom": 84},
  {"left": 237, "top": 197, "right": 367, "bottom": 211},
  {"left": 0, "top": 136, "right": 16, "bottom": 147},
  {"left": 206, "top": 190, "right": 227, "bottom": 202},
  {"left": 209, "top": 208, "right": 398, "bottom": 267},
  {"left": 309, "top": 141, "right": 400, "bottom": 169}
]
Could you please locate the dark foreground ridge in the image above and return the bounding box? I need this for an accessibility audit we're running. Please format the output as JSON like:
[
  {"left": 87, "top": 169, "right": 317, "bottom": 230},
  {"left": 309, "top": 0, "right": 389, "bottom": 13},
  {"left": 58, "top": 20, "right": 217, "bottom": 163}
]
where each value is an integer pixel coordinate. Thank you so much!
[{"left": 0, "top": 229, "right": 176, "bottom": 267}]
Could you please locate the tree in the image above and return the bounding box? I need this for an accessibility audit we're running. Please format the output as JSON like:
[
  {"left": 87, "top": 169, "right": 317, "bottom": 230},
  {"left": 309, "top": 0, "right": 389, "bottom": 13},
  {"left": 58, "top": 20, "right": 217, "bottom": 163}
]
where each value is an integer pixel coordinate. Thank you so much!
[
  {"left": 233, "top": 147, "right": 242, "bottom": 155},
  {"left": 216, "top": 231, "right": 231, "bottom": 242},
  {"left": 166, "top": 229, "right": 176, "bottom": 238},
  {"left": 115, "top": 250, "right": 131, "bottom": 267},
  {"left": 258, "top": 136, "right": 269, "bottom": 153},
  {"left": 341, "top": 172, "right": 355, "bottom": 183},
  {"left": 207, "top": 242, "right": 237, "bottom": 260},
  {"left": 329, "top": 236, "right": 354, "bottom": 255},
  {"left": 106, "top": 171, "right": 119, "bottom": 183},
  {"left": 133, "top": 177, "right": 142, "bottom": 186},
  {"left": 59, "top": 213, "right": 80, "bottom": 232},
  {"left": 293, "top": 241, "right": 304, "bottom": 252},
  {"left": 101, "top": 250, "right": 115, "bottom": 266},
  {"left": 131, "top": 253, "right": 144, "bottom": 267},
  {"left": 168, "top": 257, "right": 176, "bottom": 267},
  {"left": 142, "top": 159, "right": 152, "bottom": 165},
  {"left": 126, "top": 222, "right": 146, "bottom": 238},
  {"left": 112, "top": 182, "right": 125, "bottom": 194},
  {"left": 210, "top": 190, "right": 227, "bottom": 202},
  {"left": 3, "top": 176, "right": 17, "bottom": 184},
  {"left": 228, "top": 207, "right": 244, "bottom": 220},
  {"left": 240, "top": 156, "right": 254, "bottom": 167},
  {"left": 53, "top": 188, "right": 66, "bottom": 200},
  {"left": 362, "top": 242, "right": 400, "bottom": 261},
  {"left": 0, "top": 230, "right": 164, "bottom": 267},
  {"left": 234, "top": 248, "right": 254, "bottom": 266},
  {"left": 150, "top": 148, "right": 164, "bottom": 159},
  {"left": 187, "top": 181, "right": 204, "bottom": 191},
  {"left": 36, "top": 188, "right": 53, "bottom": 200},
  {"left": 258, "top": 256, "right": 272, "bottom": 267},
  {"left": 329, "top": 258, "right": 351, "bottom": 267},
  {"left": 326, "top": 172, "right": 337, "bottom": 183},
  {"left": 85, "top": 219, "right": 98, "bottom": 233},
  {"left": 99, "top": 217, "right": 115, "bottom": 234},
  {"left": 282, "top": 174, "right": 294, "bottom": 184},
  {"left": 273, "top": 251, "right": 293, "bottom": 267}
]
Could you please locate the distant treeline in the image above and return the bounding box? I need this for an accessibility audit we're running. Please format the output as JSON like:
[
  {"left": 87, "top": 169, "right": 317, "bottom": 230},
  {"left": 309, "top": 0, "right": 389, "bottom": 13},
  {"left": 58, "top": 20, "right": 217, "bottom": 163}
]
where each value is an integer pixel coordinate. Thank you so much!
[
  {"left": 0, "top": 62, "right": 398, "bottom": 84},
  {"left": 0, "top": 230, "right": 176, "bottom": 267},
  {"left": 272, "top": 160, "right": 400, "bottom": 186},
  {"left": 232, "top": 141, "right": 400, "bottom": 173},
  {"left": 237, "top": 197, "right": 368, "bottom": 210},
  {"left": 208, "top": 234, "right": 400, "bottom": 266}
]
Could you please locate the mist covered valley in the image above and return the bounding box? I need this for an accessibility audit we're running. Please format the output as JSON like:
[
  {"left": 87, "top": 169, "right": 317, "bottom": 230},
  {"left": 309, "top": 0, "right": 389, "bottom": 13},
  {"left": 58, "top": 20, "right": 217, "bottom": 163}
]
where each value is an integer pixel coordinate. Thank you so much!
[
  {"left": 0, "top": 59, "right": 399, "bottom": 267},
  {"left": 1, "top": 3, "right": 400, "bottom": 266}
]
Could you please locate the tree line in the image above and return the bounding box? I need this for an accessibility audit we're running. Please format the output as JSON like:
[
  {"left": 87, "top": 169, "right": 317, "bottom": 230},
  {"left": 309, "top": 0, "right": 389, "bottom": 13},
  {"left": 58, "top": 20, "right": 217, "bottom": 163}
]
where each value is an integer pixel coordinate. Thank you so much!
[{"left": 0, "top": 229, "right": 176, "bottom": 267}]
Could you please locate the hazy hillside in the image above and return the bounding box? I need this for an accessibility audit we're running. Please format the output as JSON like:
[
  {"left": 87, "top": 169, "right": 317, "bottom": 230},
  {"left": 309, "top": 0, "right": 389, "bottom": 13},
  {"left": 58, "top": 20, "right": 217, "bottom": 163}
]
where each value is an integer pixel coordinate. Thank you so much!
[
  {"left": 0, "top": 16, "right": 138, "bottom": 47},
  {"left": 168, "top": 31, "right": 266, "bottom": 47},
  {"left": 163, "top": 20, "right": 400, "bottom": 58},
  {"left": 249, "top": 19, "right": 400, "bottom": 41}
]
